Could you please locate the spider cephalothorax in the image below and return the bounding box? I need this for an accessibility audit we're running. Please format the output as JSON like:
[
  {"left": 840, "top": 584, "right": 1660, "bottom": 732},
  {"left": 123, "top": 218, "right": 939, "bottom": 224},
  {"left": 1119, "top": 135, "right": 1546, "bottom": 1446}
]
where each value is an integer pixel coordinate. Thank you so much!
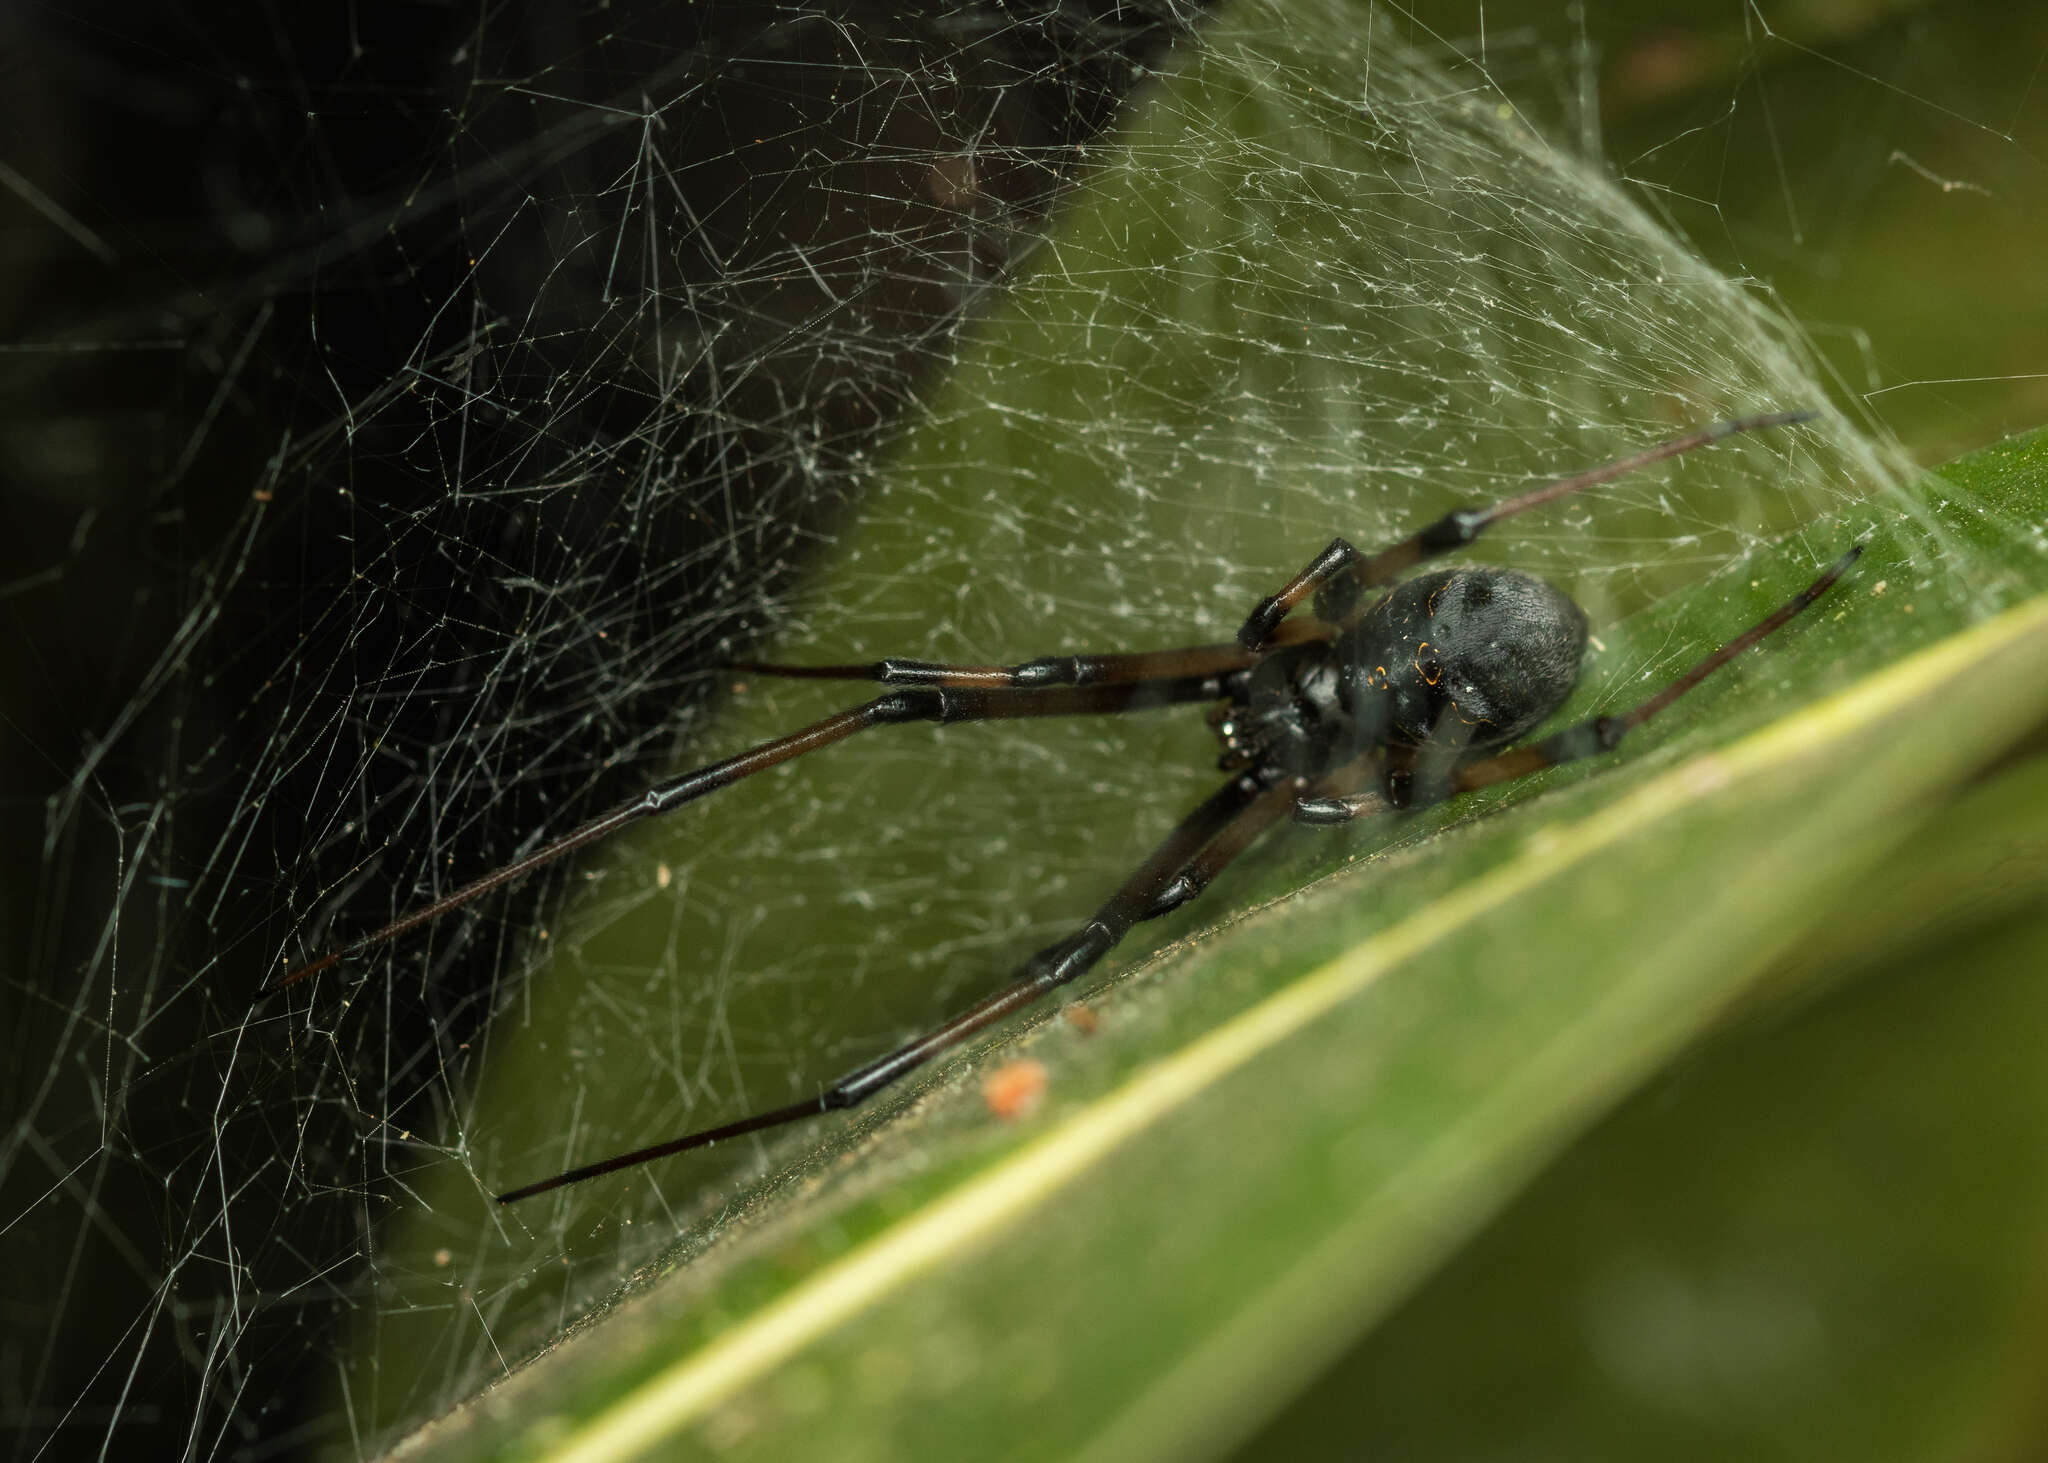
[
  {"left": 1206, "top": 639, "right": 1349, "bottom": 776},
  {"left": 270, "top": 411, "right": 1856, "bottom": 1204}
]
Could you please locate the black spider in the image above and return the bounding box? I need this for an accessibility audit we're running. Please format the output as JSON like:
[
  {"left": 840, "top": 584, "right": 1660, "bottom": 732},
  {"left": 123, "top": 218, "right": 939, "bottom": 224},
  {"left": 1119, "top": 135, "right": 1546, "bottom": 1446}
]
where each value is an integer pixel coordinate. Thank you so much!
[{"left": 270, "top": 411, "right": 1859, "bottom": 1203}]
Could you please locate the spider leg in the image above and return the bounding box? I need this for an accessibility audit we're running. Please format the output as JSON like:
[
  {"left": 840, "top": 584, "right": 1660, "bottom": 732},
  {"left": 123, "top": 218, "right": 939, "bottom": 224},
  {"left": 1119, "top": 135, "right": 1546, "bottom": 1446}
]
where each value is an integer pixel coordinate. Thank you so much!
[
  {"left": 732, "top": 618, "right": 1327, "bottom": 690},
  {"left": 1236, "top": 410, "right": 1818, "bottom": 650},
  {"left": 1140, "top": 759, "right": 1379, "bottom": 917},
  {"left": 1294, "top": 544, "right": 1863, "bottom": 824},
  {"left": 271, "top": 675, "right": 1233, "bottom": 991},
  {"left": 1136, "top": 777, "right": 1303, "bottom": 919},
  {"left": 1286, "top": 751, "right": 1392, "bottom": 826},
  {"left": 496, "top": 769, "right": 1297, "bottom": 1203}
]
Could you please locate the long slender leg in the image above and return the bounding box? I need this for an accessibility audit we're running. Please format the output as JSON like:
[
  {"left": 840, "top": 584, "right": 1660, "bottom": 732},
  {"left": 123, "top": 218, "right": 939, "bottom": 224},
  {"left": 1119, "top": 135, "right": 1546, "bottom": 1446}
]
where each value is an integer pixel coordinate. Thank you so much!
[
  {"left": 732, "top": 618, "right": 1328, "bottom": 690},
  {"left": 1294, "top": 544, "right": 1863, "bottom": 824},
  {"left": 1141, "top": 774, "right": 1322, "bottom": 918},
  {"left": 1453, "top": 543, "right": 1862, "bottom": 793},
  {"left": 496, "top": 770, "right": 1285, "bottom": 1203},
  {"left": 1237, "top": 411, "right": 1817, "bottom": 650},
  {"left": 272, "top": 674, "right": 1233, "bottom": 991}
]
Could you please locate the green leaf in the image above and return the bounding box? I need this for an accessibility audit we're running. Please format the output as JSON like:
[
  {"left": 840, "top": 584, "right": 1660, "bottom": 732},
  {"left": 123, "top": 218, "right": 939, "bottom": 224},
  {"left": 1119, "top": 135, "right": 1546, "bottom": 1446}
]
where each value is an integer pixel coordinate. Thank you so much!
[
  {"left": 395, "top": 438, "right": 2048, "bottom": 1463},
  {"left": 1245, "top": 750, "right": 2048, "bottom": 1461},
  {"left": 370, "top": 3, "right": 2048, "bottom": 1455}
]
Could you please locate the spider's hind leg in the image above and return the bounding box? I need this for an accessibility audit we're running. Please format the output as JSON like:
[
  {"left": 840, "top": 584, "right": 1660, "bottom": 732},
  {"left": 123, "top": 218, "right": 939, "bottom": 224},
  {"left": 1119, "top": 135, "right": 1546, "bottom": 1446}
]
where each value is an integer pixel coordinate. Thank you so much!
[{"left": 1293, "top": 545, "right": 1863, "bottom": 826}]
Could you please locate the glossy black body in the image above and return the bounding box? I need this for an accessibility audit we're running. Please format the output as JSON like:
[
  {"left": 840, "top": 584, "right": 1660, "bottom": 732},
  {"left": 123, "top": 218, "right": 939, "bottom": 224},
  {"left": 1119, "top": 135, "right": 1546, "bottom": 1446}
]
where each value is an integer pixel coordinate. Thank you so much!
[{"left": 1213, "top": 566, "right": 1589, "bottom": 804}]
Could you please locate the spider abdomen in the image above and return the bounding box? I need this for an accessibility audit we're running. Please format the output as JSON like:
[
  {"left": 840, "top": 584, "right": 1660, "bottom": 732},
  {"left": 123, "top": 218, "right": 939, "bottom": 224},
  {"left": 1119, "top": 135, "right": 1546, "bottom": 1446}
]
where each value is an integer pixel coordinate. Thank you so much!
[{"left": 1338, "top": 566, "right": 1588, "bottom": 754}]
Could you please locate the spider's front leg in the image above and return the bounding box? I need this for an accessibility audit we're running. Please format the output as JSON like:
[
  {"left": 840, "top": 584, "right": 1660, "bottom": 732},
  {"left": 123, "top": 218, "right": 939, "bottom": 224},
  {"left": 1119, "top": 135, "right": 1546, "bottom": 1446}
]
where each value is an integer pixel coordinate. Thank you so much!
[
  {"left": 1237, "top": 537, "right": 1365, "bottom": 652},
  {"left": 734, "top": 620, "right": 1330, "bottom": 692},
  {"left": 272, "top": 676, "right": 1233, "bottom": 991}
]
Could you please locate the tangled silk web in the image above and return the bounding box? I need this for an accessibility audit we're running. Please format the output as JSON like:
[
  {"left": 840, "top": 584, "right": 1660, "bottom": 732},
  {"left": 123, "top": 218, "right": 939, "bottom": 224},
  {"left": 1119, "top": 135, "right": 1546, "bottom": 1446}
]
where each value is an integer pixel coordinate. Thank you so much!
[{"left": 4, "top": 0, "right": 1922, "bottom": 1455}]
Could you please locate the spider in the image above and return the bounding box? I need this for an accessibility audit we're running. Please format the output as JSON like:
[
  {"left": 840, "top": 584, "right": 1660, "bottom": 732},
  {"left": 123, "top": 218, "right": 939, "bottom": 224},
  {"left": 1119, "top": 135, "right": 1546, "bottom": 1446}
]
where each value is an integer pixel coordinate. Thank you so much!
[{"left": 271, "top": 410, "right": 1859, "bottom": 1204}]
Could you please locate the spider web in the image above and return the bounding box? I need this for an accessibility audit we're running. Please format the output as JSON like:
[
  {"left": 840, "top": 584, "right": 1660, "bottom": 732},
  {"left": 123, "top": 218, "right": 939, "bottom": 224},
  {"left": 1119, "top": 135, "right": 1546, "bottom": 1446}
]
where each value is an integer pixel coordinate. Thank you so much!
[{"left": 2, "top": 0, "right": 2020, "bottom": 1456}]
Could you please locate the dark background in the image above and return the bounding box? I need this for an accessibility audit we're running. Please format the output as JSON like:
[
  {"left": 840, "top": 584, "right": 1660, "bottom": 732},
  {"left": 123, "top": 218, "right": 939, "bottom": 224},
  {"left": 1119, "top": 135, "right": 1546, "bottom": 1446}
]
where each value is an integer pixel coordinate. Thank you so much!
[{"left": 0, "top": 3, "right": 1206, "bottom": 1454}]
